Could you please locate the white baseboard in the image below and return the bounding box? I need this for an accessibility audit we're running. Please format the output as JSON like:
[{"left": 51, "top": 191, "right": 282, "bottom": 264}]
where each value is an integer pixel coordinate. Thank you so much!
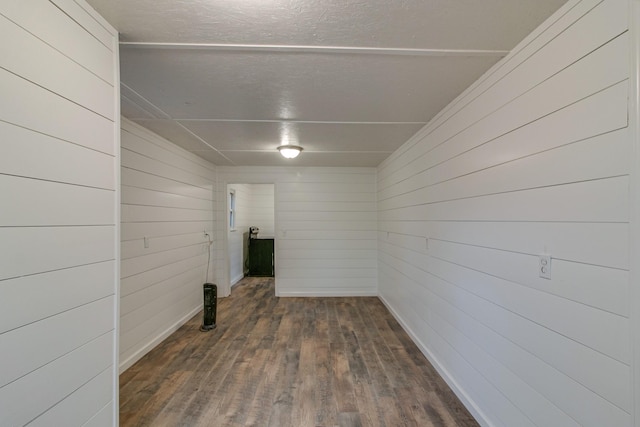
[
  {"left": 377, "top": 294, "right": 493, "bottom": 427},
  {"left": 119, "top": 304, "right": 202, "bottom": 374},
  {"left": 230, "top": 273, "right": 244, "bottom": 287},
  {"left": 276, "top": 288, "right": 377, "bottom": 297}
]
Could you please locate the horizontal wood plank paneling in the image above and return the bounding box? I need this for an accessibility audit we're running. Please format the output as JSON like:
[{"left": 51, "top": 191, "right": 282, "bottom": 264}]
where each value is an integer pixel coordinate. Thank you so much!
[
  {"left": 0, "top": 13, "right": 113, "bottom": 119},
  {"left": 0, "top": 297, "right": 115, "bottom": 388},
  {"left": 122, "top": 204, "right": 213, "bottom": 223},
  {"left": 0, "top": 2, "right": 119, "bottom": 425},
  {"left": 379, "top": 176, "right": 628, "bottom": 223},
  {"left": 378, "top": 82, "right": 628, "bottom": 202},
  {"left": 0, "top": 226, "right": 115, "bottom": 281},
  {"left": 120, "top": 289, "right": 200, "bottom": 357},
  {"left": 122, "top": 220, "right": 212, "bottom": 241},
  {"left": 120, "top": 118, "right": 216, "bottom": 372},
  {"left": 122, "top": 128, "right": 215, "bottom": 178},
  {"left": 376, "top": 1, "right": 632, "bottom": 426},
  {"left": 26, "top": 368, "right": 113, "bottom": 427},
  {"left": 0, "top": 261, "right": 115, "bottom": 335},
  {"left": 121, "top": 244, "right": 205, "bottom": 279},
  {"left": 244, "top": 184, "right": 275, "bottom": 237},
  {"left": 379, "top": 251, "right": 630, "bottom": 414},
  {"left": 0, "top": 333, "right": 114, "bottom": 427},
  {"left": 0, "top": 175, "right": 114, "bottom": 226},
  {"left": 84, "top": 402, "right": 115, "bottom": 427},
  {"left": 121, "top": 232, "right": 209, "bottom": 260},
  {"left": 0, "top": 121, "right": 115, "bottom": 190},
  {"left": 0, "top": 0, "right": 114, "bottom": 83},
  {"left": 278, "top": 191, "right": 376, "bottom": 202},
  {"left": 48, "top": 0, "right": 115, "bottom": 49},
  {"left": 121, "top": 168, "right": 212, "bottom": 201},
  {"left": 121, "top": 256, "right": 206, "bottom": 298},
  {"left": 122, "top": 186, "right": 213, "bottom": 210},
  {"left": 218, "top": 166, "right": 377, "bottom": 296},
  {"left": 122, "top": 149, "right": 214, "bottom": 190},
  {"left": 0, "top": 67, "right": 114, "bottom": 155}
]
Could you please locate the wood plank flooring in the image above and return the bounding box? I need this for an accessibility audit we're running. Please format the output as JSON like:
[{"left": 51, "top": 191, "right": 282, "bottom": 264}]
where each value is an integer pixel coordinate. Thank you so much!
[{"left": 120, "top": 277, "right": 479, "bottom": 427}]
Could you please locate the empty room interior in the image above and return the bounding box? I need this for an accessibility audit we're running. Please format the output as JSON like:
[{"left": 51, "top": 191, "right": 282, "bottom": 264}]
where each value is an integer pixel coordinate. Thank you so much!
[{"left": 3, "top": 0, "right": 640, "bottom": 426}]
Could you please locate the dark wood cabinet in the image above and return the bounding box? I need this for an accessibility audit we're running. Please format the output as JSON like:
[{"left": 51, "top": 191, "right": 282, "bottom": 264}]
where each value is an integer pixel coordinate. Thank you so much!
[{"left": 248, "top": 238, "right": 274, "bottom": 277}]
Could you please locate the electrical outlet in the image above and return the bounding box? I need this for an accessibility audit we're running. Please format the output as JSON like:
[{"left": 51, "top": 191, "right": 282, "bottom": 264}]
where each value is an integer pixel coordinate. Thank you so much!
[
  {"left": 539, "top": 255, "right": 551, "bottom": 280},
  {"left": 144, "top": 237, "right": 149, "bottom": 249}
]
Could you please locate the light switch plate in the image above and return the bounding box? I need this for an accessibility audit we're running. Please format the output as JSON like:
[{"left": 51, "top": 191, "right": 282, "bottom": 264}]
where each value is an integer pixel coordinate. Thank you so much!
[{"left": 539, "top": 255, "right": 551, "bottom": 280}]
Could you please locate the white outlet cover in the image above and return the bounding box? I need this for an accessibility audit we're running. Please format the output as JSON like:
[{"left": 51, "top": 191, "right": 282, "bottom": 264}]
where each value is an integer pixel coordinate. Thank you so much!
[{"left": 539, "top": 255, "right": 551, "bottom": 280}]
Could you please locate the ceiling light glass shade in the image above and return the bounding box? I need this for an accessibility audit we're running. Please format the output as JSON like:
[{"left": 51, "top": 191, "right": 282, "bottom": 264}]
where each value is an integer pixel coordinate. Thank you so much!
[{"left": 277, "top": 145, "right": 303, "bottom": 159}]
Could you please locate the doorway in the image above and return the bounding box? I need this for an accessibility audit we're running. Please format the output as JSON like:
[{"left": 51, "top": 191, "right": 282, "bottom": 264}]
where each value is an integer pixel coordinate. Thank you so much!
[{"left": 226, "top": 183, "right": 275, "bottom": 289}]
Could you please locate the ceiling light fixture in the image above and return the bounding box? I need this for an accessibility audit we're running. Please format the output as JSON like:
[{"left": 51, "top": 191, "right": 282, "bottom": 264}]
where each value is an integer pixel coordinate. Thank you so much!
[{"left": 277, "top": 145, "right": 303, "bottom": 159}]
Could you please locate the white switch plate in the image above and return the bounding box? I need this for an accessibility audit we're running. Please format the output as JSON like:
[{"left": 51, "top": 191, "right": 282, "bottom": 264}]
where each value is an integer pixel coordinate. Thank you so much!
[
  {"left": 144, "top": 237, "right": 149, "bottom": 249},
  {"left": 539, "top": 255, "right": 551, "bottom": 280}
]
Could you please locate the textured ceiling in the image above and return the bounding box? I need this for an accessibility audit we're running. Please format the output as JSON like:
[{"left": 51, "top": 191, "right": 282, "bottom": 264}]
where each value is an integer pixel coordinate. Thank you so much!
[{"left": 87, "top": 0, "right": 568, "bottom": 167}]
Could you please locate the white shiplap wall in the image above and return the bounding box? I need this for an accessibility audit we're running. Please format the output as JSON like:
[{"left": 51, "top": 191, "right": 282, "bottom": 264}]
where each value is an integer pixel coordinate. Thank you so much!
[
  {"left": 217, "top": 167, "right": 377, "bottom": 297},
  {"left": 377, "top": 1, "right": 632, "bottom": 426},
  {"left": 245, "top": 184, "right": 276, "bottom": 237},
  {"left": 0, "top": 1, "right": 119, "bottom": 425},
  {"left": 120, "top": 118, "right": 216, "bottom": 372}
]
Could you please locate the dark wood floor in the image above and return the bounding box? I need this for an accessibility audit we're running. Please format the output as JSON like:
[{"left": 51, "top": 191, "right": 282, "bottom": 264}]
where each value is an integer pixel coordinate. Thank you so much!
[{"left": 120, "top": 277, "right": 479, "bottom": 427}]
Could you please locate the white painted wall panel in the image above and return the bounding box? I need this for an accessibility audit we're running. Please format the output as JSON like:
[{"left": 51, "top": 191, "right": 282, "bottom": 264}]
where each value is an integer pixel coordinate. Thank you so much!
[
  {"left": 0, "top": 261, "right": 115, "bottom": 335},
  {"left": 48, "top": 0, "right": 115, "bottom": 49},
  {"left": 0, "top": 1, "right": 115, "bottom": 82},
  {"left": 121, "top": 244, "right": 204, "bottom": 279},
  {"left": 0, "top": 122, "right": 116, "bottom": 190},
  {"left": 0, "top": 68, "right": 114, "bottom": 155},
  {"left": 218, "top": 167, "right": 377, "bottom": 296},
  {"left": 0, "top": 175, "right": 114, "bottom": 226},
  {"left": 0, "top": 2, "right": 119, "bottom": 425},
  {"left": 121, "top": 255, "right": 206, "bottom": 298},
  {"left": 377, "top": 1, "right": 632, "bottom": 426},
  {"left": 122, "top": 149, "right": 214, "bottom": 190},
  {"left": 26, "top": 369, "right": 113, "bottom": 427},
  {"left": 122, "top": 186, "right": 213, "bottom": 210},
  {"left": 120, "top": 118, "right": 216, "bottom": 372},
  {"left": 0, "top": 226, "right": 115, "bottom": 281},
  {"left": 122, "top": 127, "right": 216, "bottom": 179},
  {"left": 0, "top": 13, "right": 113, "bottom": 119},
  {"left": 83, "top": 403, "right": 115, "bottom": 427},
  {"left": 378, "top": 82, "right": 628, "bottom": 202},
  {"left": 122, "top": 220, "right": 212, "bottom": 241},
  {"left": 0, "top": 333, "right": 113, "bottom": 427},
  {"left": 245, "top": 184, "right": 275, "bottom": 237},
  {"left": 121, "top": 168, "right": 212, "bottom": 200},
  {"left": 0, "top": 297, "right": 115, "bottom": 388}
]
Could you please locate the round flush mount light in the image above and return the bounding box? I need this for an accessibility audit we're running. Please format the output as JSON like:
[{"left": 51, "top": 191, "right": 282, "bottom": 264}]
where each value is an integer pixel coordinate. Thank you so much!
[{"left": 277, "top": 145, "right": 303, "bottom": 159}]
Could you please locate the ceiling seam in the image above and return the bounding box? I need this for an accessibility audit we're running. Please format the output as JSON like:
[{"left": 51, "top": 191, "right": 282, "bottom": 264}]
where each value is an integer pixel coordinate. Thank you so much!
[
  {"left": 134, "top": 119, "right": 428, "bottom": 125},
  {"left": 119, "top": 42, "right": 510, "bottom": 57},
  {"left": 175, "top": 122, "right": 237, "bottom": 166}
]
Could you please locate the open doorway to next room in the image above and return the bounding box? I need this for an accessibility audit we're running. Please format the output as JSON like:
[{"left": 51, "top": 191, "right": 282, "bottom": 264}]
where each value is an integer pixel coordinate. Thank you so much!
[{"left": 227, "top": 183, "right": 275, "bottom": 288}]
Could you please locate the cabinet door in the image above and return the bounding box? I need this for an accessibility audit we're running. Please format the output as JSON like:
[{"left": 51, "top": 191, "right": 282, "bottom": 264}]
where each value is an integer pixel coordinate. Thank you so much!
[{"left": 249, "top": 239, "right": 274, "bottom": 276}]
